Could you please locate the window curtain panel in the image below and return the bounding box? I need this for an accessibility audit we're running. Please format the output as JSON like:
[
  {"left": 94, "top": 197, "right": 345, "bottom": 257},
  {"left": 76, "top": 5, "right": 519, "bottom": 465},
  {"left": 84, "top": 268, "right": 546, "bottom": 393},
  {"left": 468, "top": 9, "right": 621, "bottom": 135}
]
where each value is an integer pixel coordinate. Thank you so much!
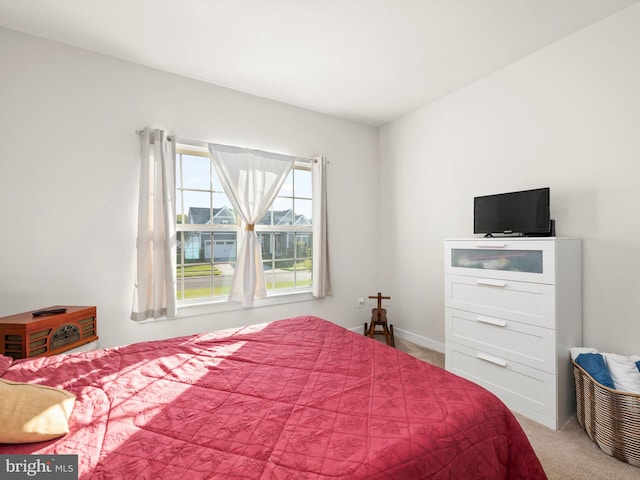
[
  {"left": 208, "top": 143, "right": 295, "bottom": 307},
  {"left": 131, "top": 128, "right": 177, "bottom": 321},
  {"left": 312, "top": 156, "right": 332, "bottom": 298}
]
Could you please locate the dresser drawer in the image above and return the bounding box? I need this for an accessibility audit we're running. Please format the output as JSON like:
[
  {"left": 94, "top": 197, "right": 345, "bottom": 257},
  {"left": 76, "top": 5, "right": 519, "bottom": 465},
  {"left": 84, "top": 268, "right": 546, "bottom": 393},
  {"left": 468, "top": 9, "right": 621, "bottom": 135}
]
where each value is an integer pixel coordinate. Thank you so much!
[
  {"left": 445, "top": 239, "right": 556, "bottom": 284},
  {"left": 445, "top": 342, "right": 556, "bottom": 428},
  {"left": 445, "top": 274, "right": 555, "bottom": 329},
  {"left": 445, "top": 307, "right": 556, "bottom": 374}
]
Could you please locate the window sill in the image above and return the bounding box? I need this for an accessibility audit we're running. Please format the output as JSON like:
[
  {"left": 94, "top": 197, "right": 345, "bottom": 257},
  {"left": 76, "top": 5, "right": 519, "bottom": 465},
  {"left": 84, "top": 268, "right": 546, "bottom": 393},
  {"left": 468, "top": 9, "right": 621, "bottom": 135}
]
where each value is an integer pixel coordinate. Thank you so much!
[{"left": 176, "top": 290, "right": 316, "bottom": 319}]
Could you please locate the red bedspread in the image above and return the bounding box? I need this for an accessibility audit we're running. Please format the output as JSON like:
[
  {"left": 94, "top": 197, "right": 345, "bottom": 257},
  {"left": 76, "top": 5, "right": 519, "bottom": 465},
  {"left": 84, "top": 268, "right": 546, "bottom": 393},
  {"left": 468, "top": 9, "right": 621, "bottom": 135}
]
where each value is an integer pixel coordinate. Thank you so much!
[{"left": 1, "top": 315, "right": 546, "bottom": 479}]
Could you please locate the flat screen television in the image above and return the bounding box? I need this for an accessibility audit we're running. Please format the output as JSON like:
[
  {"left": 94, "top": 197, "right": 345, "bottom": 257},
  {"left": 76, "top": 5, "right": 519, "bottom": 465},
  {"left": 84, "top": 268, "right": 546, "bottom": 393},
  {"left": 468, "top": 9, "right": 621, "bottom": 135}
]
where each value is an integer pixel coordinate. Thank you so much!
[{"left": 474, "top": 187, "right": 552, "bottom": 236}]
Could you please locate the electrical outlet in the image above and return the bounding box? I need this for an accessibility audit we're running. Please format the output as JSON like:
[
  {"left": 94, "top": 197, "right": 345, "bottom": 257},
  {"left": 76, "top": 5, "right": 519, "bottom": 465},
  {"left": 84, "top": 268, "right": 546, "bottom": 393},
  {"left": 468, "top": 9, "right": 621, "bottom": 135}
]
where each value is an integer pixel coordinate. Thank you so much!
[{"left": 356, "top": 296, "right": 364, "bottom": 307}]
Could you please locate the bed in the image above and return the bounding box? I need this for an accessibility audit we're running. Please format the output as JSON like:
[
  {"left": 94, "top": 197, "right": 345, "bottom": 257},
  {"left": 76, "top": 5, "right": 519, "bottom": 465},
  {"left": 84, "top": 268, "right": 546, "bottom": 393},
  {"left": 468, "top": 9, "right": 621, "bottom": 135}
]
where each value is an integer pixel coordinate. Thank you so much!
[{"left": 0, "top": 315, "right": 546, "bottom": 479}]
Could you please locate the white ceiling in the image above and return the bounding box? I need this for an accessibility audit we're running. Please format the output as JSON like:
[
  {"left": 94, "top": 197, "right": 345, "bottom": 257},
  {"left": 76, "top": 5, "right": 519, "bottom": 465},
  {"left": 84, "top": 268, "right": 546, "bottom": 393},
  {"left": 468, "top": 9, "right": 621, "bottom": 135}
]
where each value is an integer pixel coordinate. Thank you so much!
[{"left": 0, "top": 0, "right": 637, "bottom": 126}]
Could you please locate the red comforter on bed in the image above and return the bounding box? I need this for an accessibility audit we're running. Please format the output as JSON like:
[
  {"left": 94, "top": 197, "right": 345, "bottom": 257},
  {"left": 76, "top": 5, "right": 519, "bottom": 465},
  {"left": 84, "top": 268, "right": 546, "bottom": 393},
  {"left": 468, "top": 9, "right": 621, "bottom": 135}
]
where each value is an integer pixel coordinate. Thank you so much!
[{"left": 1, "top": 315, "right": 546, "bottom": 479}]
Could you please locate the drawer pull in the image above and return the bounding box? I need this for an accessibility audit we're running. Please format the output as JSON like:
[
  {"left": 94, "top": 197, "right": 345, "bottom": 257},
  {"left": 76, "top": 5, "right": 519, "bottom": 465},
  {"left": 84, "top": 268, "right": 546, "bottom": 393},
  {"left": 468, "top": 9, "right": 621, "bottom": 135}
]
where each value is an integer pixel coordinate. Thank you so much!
[
  {"left": 476, "top": 316, "right": 507, "bottom": 327},
  {"left": 477, "top": 352, "right": 508, "bottom": 368},
  {"left": 475, "top": 243, "right": 506, "bottom": 248},
  {"left": 476, "top": 279, "right": 507, "bottom": 288}
]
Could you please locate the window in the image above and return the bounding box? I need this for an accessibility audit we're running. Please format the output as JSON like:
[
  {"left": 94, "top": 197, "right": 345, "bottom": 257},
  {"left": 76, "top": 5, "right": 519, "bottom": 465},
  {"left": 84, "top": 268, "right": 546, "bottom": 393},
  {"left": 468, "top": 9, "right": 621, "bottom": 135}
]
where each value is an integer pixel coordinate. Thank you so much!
[
  {"left": 175, "top": 145, "right": 313, "bottom": 304},
  {"left": 257, "top": 167, "right": 313, "bottom": 292}
]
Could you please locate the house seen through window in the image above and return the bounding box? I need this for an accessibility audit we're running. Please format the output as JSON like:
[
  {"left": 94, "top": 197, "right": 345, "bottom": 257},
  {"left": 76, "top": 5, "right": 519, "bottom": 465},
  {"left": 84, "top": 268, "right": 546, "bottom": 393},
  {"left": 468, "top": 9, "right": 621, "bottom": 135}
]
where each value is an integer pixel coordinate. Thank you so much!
[{"left": 175, "top": 146, "right": 313, "bottom": 303}]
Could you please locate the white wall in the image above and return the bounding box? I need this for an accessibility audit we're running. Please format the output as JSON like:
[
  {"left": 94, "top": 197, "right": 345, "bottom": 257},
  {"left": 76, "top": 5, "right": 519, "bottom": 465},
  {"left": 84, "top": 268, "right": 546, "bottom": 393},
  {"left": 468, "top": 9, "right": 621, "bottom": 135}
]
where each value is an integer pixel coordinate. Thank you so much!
[
  {"left": 379, "top": 4, "right": 640, "bottom": 355},
  {"left": 0, "top": 27, "right": 379, "bottom": 348},
  {"left": 4, "top": 5, "right": 639, "bottom": 356}
]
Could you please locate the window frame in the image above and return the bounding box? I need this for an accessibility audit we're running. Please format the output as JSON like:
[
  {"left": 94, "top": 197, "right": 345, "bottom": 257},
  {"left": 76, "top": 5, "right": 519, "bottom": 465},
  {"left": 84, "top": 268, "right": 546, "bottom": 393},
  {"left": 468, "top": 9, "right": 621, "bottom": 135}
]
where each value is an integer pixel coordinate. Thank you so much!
[{"left": 175, "top": 144, "right": 315, "bottom": 311}]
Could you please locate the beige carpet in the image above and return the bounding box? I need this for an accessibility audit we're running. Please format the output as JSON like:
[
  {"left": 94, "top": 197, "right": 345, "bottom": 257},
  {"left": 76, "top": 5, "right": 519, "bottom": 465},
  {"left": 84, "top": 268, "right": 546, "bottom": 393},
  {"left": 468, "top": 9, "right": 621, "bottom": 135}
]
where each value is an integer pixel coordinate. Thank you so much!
[{"left": 393, "top": 337, "right": 640, "bottom": 480}]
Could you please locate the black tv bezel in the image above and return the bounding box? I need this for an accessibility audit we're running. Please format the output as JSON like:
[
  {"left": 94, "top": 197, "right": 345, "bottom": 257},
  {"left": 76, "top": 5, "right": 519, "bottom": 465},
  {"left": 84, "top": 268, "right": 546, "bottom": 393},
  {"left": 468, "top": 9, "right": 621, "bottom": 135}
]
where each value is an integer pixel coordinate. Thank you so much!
[{"left": 473, "top": 187, "right": 551, "bottom": 236}]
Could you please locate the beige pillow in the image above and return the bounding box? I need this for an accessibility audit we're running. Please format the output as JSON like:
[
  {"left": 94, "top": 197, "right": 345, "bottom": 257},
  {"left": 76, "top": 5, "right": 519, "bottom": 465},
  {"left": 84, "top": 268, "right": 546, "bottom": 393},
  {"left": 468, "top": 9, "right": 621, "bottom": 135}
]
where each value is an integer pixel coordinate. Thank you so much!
[{"left": 0, "top": 378, "right": 76, "bottom": 444}]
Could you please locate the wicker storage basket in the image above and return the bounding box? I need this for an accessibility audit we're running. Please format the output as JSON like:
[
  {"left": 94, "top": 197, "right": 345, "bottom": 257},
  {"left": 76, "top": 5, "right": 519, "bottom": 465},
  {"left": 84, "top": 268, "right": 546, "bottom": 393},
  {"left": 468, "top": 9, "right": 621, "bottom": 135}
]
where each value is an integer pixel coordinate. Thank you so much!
[{"left": 573, "top": 360, "right": 640, "bottom": 467}]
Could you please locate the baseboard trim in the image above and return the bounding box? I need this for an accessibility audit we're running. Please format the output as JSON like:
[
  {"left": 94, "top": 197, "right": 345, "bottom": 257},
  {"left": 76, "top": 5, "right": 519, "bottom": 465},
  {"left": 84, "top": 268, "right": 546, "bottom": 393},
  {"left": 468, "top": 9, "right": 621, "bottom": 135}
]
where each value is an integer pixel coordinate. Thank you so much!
[
  {"left": 348, "top": 325, "right": 444, "bottom": 354},
  {"left": 393, "top": 327, "right": 445, "bottom": 354}
]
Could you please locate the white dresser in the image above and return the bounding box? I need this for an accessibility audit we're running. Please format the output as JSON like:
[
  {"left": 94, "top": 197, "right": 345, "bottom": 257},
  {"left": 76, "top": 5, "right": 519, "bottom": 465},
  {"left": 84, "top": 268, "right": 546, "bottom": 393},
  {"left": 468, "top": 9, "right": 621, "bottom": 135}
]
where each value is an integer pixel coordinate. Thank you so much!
[{"left": 444, "top": 237, "right": 582, "bottom": 430}]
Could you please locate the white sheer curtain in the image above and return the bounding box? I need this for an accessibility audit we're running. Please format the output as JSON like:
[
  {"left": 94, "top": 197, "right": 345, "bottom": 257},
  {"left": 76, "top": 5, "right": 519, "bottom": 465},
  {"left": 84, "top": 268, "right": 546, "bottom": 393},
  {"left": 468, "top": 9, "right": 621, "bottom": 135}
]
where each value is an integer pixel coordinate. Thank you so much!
[
  {"left": 312, "top": 156, "right": 332, "bottom": 297},
  {"left": 131, "top": 128, "right": 177, "bottom": 321},
  {"left": 208, "top": 143, "right": 295, "bottom": 307}
]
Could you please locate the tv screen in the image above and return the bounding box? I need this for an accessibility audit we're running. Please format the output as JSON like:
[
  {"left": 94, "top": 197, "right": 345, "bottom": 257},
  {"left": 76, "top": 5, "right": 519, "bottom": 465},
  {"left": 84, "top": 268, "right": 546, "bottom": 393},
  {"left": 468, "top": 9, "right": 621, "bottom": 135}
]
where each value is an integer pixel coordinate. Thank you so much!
[{"left": 474, "top": 187, "right": 551, "bottom": 236}]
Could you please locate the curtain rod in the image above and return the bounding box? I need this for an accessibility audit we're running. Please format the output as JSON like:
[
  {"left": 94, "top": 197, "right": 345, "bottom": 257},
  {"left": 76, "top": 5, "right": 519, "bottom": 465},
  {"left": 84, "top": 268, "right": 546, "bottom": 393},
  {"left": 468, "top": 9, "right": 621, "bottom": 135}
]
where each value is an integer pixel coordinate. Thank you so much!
[{"left": 135, "top": 129, "right": 317, "bottom": 164}]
